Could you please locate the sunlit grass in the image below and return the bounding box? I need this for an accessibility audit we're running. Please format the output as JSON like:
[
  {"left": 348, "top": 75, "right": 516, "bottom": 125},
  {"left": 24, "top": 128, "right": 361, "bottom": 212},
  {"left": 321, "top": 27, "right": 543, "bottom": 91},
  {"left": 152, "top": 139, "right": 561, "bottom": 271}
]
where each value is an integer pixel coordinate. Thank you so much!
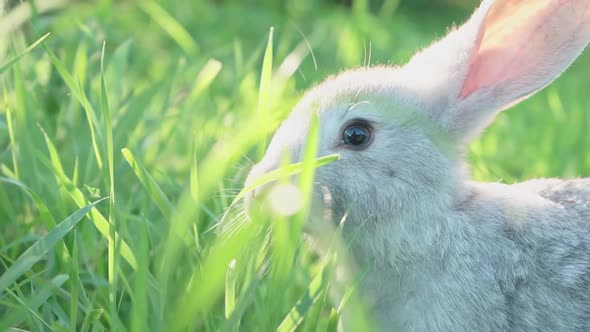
[{"left": 0, "top": 0, "right": 588, "bottom": 331}]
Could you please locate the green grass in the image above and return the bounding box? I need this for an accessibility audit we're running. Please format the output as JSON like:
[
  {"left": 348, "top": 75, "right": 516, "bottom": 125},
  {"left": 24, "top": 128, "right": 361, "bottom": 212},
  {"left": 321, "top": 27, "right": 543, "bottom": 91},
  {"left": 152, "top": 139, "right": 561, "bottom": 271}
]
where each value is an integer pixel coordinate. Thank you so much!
[{"left": 0, "top": 0, "right": 589, "bottom": 331}]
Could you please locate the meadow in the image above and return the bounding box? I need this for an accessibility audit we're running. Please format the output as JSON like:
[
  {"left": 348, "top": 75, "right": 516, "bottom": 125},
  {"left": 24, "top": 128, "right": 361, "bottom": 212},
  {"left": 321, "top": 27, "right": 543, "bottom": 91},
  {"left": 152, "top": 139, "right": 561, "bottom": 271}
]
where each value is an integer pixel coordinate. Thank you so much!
[{"left": 1, "top": 0, "right": 589, "bottom": 331}]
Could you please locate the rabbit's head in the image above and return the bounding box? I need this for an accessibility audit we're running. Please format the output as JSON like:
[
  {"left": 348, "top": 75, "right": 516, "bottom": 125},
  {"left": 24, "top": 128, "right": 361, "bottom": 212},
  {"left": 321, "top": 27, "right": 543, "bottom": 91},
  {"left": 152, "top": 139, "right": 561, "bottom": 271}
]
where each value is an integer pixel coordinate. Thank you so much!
[{"left": 246, "top": 0, "right": 590, "bottom": 260}]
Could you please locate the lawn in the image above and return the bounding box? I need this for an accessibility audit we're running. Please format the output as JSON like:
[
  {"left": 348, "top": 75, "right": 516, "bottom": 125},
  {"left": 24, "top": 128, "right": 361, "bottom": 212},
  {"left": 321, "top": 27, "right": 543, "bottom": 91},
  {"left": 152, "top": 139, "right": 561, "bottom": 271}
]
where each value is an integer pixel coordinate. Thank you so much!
[{"left": 1, "top": 0, "right": 589, "bottom": 331}]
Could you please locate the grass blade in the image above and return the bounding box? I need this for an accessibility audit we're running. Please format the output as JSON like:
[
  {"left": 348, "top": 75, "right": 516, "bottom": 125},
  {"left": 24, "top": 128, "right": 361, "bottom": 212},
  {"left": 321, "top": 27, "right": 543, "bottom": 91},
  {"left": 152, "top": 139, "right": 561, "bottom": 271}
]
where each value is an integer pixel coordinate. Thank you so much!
[
  {"left": 130, "top": 223, "right": 150, "bottom": 332},
  {"left": 100, "top": 41, "right": 118, "bottom": 330},
  {"left": 233, "top": 154, "right": 339, "bottom": 203},
  {"left": 0, "top": 177, "right": 57, "bottom": 230},
  {"left": 276, "top": 256, "right": 334, "bottom": 332},
  {"left": 257, "top": 27, "right": 274, "bottom": 159},
  {"left": 138, "top": 1, "right": 199, "bottom": 55},
  {"left": 41, "top": 38, "right": 105, "bottom": 170},
  {"left": 0, "top": 198, "right": 107, "bottom": 294},
  {"left": 326, "top": 308, "right": 340, "bottom": 332},
  {"left": 5, "top": 106, "right": 19, "bottom": 179},
  {"left": 121, "top": 148, "right": 173, "bottom": 219},
  {"left": 40, "top": 127, "right": 137, "bottom": 269},
  {"left": 219, "top": 275, "right": 261, "bottom": 332},
  {"left": 0, "top": 274, "right": 69, "bottom": 330},
  {"left": 80, "top": 309, "right": 104, "bottom": 332},
  {"left": 167, "top": 222, "right": 258, "bottom": 331},
  {"left": 224, "top": 259, "right": 237, "bottom": 319},
  {"left": 189, "top": 59, "right": 223, "bottom": 102},
  {"left": 0, "top": 33, "right": 50, "bottom": 76},
  {"left": 70, "top": 233, "right": 79, "bottom": 332},
  {"left": 157, "top": 115, "right": 281, "bottom": 290},
  {"left": 296, "top": 113, "right": 320, "bottom": 228}
]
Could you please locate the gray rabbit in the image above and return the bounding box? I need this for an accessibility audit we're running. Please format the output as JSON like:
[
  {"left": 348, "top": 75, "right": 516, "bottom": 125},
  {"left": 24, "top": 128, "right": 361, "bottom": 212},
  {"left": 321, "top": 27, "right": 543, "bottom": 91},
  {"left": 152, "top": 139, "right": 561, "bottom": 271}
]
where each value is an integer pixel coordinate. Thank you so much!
[{"left": 245, "top": 0, "right": 590, "bottom": 330}]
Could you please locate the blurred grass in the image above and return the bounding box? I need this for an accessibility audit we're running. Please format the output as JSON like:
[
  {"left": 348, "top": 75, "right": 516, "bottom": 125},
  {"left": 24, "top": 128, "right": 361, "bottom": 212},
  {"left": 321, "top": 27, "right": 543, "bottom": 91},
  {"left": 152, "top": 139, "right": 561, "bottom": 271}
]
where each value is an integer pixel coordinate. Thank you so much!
[{"left": 0, "top": 0, "right": 588, "bottom": 331}]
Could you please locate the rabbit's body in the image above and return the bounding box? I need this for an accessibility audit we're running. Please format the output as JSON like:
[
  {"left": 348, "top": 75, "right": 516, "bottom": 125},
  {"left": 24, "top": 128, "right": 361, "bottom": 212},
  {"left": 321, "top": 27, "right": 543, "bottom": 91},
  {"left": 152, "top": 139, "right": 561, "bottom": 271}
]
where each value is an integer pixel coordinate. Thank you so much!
[
  {"left": 520, "top": 179, "right": 590, "bottom": 215},
  {"left": 245, "top": 0, "right": 590, "bottom": 330},
  {"left": 351, "top": 179, "right": 590, "bottom": 331}
]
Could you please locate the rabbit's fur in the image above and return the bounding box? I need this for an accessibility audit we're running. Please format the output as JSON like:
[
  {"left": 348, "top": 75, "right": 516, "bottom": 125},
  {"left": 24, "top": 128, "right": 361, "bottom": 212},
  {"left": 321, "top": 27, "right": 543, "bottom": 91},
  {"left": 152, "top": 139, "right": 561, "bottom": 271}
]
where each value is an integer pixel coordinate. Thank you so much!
[{"left": 245, "top": 0, "right": 590, "bottom": 330}]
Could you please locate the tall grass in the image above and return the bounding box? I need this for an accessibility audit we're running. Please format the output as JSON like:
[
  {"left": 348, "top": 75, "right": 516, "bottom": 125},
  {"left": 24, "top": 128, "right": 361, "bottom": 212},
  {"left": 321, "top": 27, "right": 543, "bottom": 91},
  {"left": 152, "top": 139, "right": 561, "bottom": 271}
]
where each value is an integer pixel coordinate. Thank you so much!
[{"left": 1, "top": 0, "right": 589, "bottom": 331}]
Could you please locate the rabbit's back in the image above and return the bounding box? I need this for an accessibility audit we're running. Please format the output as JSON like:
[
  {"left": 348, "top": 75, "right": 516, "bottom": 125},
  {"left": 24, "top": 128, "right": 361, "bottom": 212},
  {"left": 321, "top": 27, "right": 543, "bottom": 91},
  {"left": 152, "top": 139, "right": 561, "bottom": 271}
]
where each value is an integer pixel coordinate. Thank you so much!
[
  {"left": 474, "top": 179, "right": 590, "bottom": 331},
  {"left": 516, "top": 178, "right": 590, "bottom": 219}
]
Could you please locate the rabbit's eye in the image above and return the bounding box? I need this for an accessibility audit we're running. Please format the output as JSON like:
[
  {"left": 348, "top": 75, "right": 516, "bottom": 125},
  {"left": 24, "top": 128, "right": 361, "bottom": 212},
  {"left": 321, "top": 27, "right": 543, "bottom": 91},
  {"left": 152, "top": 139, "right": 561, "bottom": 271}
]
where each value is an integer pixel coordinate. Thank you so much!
[{"left": 341, "top": 123, "right": 372, "bottom": 148}]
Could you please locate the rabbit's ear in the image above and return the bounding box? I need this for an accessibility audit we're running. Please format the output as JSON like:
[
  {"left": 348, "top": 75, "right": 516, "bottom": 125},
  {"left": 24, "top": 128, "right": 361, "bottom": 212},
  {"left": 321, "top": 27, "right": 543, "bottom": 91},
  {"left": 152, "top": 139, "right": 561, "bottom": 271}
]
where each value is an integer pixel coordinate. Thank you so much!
[{"left": 406, "top": 0, "right": 590, "bottom": 141}]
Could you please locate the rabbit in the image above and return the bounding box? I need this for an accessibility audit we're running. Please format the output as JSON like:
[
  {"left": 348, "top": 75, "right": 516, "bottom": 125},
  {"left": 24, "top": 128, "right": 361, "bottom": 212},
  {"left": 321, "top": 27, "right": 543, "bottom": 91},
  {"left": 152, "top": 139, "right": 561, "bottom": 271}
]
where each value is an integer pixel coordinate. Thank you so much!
[{"left": 244, "top": 0, "right": 590, "bottom": 331}]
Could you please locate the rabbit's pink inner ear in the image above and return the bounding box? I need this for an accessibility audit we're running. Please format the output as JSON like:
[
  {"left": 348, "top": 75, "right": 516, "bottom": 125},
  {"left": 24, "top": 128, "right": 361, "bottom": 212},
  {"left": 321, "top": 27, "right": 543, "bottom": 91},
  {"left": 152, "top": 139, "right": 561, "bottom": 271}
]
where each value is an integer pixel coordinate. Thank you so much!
[{"left": 459, "top": 0, "right": 590, "bottom": 100}]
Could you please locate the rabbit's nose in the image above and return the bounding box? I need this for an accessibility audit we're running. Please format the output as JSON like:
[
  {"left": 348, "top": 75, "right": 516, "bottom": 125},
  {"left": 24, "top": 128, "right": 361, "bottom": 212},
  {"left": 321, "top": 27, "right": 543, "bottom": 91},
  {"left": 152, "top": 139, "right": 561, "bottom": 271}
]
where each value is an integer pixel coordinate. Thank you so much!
[{"left": 248, "top": 181, "right": 271, "bottom": 201}]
